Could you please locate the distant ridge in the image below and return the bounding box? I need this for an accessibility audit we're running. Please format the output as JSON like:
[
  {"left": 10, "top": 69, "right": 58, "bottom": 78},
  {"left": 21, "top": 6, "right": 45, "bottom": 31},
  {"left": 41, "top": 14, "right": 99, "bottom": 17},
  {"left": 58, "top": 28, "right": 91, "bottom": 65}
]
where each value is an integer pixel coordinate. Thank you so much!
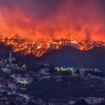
[{"left": 0, "top": 42, "right": 105, "bottom": 70}]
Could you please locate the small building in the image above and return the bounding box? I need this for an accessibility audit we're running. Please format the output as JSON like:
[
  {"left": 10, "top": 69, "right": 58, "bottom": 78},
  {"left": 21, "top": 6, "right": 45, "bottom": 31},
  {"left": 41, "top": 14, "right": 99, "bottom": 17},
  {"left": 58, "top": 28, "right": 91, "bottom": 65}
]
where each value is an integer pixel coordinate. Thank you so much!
[
  {"left": 8, "top": 83, "right": 17, "bottom": 89},
  {"left": 15, "top": 77, "right": 33, "bottom": 84},
  {"left": 1, "top": 67, "right": 11, "bottom": 73},
  {"left": 69, "top": 100, "right": 76, "bottom": 105},
  {"left": 40, "top": 75, "right": 50, "bottom": 79},
  {"left": 39, "top": 68, "right": 50, "bottom": 75},
  {"left": 9, "top": 52, "right": 16, "bottom": 62}
]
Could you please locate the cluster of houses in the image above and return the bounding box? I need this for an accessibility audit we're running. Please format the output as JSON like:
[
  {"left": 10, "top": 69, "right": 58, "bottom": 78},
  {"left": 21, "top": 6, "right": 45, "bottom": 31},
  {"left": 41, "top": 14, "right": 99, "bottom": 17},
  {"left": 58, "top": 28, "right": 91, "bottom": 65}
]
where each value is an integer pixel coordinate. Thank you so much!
[
  {"left": 0, "top": 52, "right": 104, "bottom": 105},
  {"left": 0, "top": 53, "right": 47, "bottom": 105},
  {"left": 55, "top": 67, "right": 99, "bottom": 75}
]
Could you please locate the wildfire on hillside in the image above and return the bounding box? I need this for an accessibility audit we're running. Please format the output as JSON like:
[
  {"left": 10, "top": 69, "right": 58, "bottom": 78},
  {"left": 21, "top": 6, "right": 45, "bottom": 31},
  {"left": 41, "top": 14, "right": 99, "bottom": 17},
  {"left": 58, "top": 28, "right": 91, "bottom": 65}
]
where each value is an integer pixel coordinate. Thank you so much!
[
  {"left": 0, "top": 0, "right": 105, "bottom": 57},
  {"left": 1, "top": 36, "right": 105, "bottom": 57}
]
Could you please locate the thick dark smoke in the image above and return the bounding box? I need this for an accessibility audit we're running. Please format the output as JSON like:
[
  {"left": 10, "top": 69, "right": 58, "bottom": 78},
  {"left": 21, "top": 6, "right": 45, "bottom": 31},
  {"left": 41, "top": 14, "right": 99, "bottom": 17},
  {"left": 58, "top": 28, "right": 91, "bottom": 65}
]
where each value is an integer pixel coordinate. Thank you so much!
[{"left": 0, "top": 0, "right": 105, "bottom": 41}]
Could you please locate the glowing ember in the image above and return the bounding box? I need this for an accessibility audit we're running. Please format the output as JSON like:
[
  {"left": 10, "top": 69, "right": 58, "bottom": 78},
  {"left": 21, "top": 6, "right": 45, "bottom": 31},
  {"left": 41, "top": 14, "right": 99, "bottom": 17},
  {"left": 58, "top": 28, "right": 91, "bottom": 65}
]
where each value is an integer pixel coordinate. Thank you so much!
[
  {"left": 80, "top": 47, "right": 83, "bottom": 50},
  {"left": 71, "top": 41, "right": 78, "bottom": 44},
  {"left": 1, "top": 36, "right": 105, "bottom": 57},
  {"left": 37, "top": 46, "right": 41, "bottom": 49}
]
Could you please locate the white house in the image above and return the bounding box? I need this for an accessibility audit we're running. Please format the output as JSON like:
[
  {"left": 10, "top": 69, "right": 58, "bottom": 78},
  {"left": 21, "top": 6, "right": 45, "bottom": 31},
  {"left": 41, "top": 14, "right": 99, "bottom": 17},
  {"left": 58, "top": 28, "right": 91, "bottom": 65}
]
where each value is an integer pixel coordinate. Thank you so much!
[
  {"left": 39, "top": 68, "right": 49, "bottom": 75},
  {"left": 15, "top": 77, "right": 33, "bottom": 84},
  {"left": 8, "top": 83, "right": 17, "bottom": 89}
]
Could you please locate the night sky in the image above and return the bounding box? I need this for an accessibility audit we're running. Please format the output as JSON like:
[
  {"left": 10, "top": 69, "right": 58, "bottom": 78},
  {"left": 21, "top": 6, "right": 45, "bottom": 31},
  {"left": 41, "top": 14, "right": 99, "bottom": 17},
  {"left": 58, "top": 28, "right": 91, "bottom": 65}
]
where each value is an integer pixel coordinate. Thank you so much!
[{"left": 0, "top": 0, "right": 105, "bottom": 41}]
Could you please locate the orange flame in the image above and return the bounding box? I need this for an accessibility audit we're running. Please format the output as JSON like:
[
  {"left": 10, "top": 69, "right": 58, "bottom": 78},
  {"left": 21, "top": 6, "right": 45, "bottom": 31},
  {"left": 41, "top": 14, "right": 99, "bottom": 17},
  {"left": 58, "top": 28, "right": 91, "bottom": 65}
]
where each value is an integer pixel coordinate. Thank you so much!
[{"left": 1, "top": 36, "right": 105, "bottom": 57}]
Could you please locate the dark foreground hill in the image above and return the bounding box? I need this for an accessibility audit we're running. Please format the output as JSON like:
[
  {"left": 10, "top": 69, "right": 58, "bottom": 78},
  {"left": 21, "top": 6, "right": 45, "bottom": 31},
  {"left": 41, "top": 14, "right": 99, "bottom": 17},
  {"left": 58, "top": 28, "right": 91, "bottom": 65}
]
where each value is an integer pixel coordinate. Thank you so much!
[
  {"left": 38, "top": 46, "right": 105, "bottom": 70},
  {"left": 0, "top": 42, "right": 105, "bottom": 70}
]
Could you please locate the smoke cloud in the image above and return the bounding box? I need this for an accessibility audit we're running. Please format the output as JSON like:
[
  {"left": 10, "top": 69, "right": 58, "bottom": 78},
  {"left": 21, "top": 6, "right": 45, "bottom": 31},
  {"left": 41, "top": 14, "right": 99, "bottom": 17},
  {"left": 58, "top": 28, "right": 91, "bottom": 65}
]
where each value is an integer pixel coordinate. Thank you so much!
[{"left": 0, "top": 0, "right": 105, "bottom": 41}]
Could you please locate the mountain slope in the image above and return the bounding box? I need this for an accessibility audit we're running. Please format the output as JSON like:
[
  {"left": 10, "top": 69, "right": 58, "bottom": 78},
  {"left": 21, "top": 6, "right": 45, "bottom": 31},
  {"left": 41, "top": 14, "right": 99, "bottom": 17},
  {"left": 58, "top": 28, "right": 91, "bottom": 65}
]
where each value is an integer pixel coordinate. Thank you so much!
[
  {"left": 0, "top": 43, "right": 105, "bottom": 70},
  {"left": 38, "top": 46, "right": 105, "bottom": 70}
]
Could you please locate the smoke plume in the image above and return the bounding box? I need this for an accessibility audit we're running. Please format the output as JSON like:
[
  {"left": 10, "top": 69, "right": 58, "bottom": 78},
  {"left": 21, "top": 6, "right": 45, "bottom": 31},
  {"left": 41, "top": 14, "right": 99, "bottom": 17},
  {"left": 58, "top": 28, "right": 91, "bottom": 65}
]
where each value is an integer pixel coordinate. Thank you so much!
[{"left": 0, "top": 0, "right": 105, "bottom": 41}]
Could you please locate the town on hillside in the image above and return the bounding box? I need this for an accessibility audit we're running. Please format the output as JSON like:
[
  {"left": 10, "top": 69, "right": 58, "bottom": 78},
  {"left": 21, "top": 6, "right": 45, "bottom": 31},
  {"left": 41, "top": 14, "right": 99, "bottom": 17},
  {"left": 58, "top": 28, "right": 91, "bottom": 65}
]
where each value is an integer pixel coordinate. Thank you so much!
[{"left": 0, "top": 52, "right": 105, "bottom": 105}]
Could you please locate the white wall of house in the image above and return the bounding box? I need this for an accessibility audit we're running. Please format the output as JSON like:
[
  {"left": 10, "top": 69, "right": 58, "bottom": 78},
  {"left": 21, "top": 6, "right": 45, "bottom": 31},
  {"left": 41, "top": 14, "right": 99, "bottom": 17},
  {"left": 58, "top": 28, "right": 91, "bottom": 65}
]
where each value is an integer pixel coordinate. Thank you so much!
[
  {"left": 39, "top": 68, "right": 49, "bottom": 75},
  {"left": 15, "top": 77, "right": 33, "bottom": 84}
]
